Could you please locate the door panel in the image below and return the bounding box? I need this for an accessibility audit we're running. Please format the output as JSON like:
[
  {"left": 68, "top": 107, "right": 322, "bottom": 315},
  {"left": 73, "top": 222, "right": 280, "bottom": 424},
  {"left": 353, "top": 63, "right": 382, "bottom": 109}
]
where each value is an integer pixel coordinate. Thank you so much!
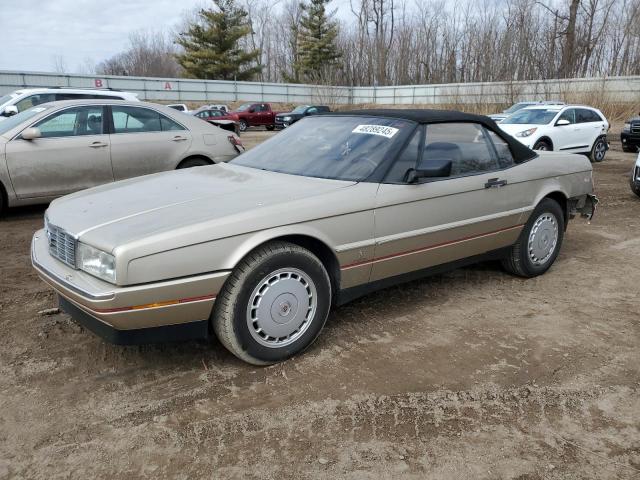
[
  {"left": 109, "top": 106, "right": 192, "bottom": 181},
  {"left": 554, "top": 109, "right": 584, "bottom": 151},
  {"left": 372, "top": 176, "right": 524, "bottom": 282},
  {"left": 6, "top": 106, "right": 113, "bottom": 198}
]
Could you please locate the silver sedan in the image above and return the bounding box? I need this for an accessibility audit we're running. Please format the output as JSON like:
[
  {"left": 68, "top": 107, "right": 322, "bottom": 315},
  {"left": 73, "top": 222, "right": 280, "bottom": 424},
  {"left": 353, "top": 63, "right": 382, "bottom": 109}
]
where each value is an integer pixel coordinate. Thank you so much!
[{"left": 0, "top": 99, "right": 242, "bottom": 210}]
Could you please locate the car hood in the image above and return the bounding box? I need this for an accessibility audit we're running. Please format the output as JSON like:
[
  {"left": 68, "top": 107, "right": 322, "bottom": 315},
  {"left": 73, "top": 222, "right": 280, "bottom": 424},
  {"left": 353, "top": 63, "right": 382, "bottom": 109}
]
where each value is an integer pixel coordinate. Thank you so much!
[{"left": 46, "top": 163, "right": 357, "bottom": 253}]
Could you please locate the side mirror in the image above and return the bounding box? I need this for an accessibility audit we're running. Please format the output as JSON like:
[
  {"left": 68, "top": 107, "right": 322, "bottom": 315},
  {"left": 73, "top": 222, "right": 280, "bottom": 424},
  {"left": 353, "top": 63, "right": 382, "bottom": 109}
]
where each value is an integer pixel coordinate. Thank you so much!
[
  {"left": 556, "top": 119, "right": 570, "bottom": 126},
  {"left": 248, "top": 107, "right": 255, "bottom": 113},
  {"left": 2, "top": 105, "right": 18, "bottom": 117},
  {"left": 21, "top": 127, "right": 41, "bottom": 140},
  {"left": 406, "top": 159, "right": 452, "bottom": 183}
]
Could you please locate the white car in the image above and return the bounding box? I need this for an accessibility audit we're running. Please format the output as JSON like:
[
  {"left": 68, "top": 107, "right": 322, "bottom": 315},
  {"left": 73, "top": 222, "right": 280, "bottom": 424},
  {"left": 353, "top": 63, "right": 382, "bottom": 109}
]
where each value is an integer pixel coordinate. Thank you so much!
[
  {"left": 167, "top": 104, "right": 190, "bottom": 114},
  {"left": 0, "top": 88, "right": 139, "bottom": 120},
  {"left": 499, "top": 105, "right": 609, "bottom": 162}
]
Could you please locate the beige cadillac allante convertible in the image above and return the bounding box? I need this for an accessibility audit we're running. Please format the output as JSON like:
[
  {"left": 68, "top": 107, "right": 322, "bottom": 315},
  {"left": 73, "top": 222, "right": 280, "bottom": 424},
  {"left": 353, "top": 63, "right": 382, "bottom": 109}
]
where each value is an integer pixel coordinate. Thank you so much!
[{"left": 32, "top": 110, "right": 597, "bottom": 365}]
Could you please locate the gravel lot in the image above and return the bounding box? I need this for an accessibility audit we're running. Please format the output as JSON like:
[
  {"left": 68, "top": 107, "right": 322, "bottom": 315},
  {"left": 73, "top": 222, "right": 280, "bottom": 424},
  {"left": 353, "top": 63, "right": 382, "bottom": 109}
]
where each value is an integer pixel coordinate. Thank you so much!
[{"left": 1, "top": 128, "right": 639, "bottom": 479}]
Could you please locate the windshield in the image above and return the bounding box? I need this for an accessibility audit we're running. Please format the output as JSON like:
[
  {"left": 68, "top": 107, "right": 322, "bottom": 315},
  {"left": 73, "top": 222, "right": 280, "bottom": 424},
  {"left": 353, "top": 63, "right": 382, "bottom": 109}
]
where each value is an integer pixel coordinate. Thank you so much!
[
  {"left": 291, "top": 106, "right": 309, "bottom": 114},
  {"left": 501, "top": 109, "right": 559, "bottom": 125},
  {"left": 504, "top": 102, "right": 534, "bottom": 114},
  {"left": 232, "top": 116, "right": 414, "bottom": 182},
  {"left": 0, "top": 106, "right": 49, "bottom": 136},
  {"left": 236, "top": 103, "right": 252, "bottom": 112}
]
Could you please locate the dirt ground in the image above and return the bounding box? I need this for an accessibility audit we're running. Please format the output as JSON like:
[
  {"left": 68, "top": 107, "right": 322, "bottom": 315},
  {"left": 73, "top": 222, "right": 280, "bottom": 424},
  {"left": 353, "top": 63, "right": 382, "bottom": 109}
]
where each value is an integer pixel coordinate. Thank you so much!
[{"left": 1, "top": 128, "right": 639, "bottom": 480}]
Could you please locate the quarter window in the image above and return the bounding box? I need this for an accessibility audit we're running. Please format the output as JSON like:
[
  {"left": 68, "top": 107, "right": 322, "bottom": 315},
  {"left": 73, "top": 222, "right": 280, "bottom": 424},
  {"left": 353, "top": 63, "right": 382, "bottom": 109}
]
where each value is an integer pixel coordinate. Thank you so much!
[
  {"left": 33, "top": 106, "right": 104, "bottom": 138},
  {"left": 576, "top": 109, "right": 602, "bottom": 123},
  {"left": 112, "top": 106, "right": 184, "bottom": 133},
  {"left": 422, "top": 123, "right": 499, "bottom": 176}
]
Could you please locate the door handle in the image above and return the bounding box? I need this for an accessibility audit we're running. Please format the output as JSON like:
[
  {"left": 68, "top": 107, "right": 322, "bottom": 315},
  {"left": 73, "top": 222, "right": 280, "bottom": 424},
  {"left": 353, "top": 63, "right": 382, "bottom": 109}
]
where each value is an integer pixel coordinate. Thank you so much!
[
  {"left": 89, "top": 142, "right": 108, "bottom": 148},
  {"left": 485, "top": 178, "right": 507, "bottom": 188},
  {"left": 172, "top": 136, "right": 187, "bottom": 142}
]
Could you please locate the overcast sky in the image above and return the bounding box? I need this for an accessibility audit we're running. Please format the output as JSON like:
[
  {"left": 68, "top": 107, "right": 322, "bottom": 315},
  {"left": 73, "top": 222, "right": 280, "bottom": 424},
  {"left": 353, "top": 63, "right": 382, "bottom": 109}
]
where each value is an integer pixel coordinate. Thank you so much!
[{"left": 0, "top": 0, "right": 360, "bottom": 74}]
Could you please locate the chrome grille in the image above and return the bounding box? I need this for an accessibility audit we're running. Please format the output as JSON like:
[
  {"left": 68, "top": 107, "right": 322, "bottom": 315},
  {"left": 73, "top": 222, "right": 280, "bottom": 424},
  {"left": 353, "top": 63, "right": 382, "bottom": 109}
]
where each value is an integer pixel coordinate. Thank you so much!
[
  {"left": 631, "top": 123, "right": 640, "bottom": 134},
  {"left": 46, "top": 223, "right": 77, "bottom": 267}
]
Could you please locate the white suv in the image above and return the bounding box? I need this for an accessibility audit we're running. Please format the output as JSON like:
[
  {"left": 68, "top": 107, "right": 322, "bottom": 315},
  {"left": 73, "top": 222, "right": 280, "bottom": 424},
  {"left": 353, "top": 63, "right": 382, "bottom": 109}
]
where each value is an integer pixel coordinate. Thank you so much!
[
  {"left": 499, "top": 105, "right": 609, "bottom": 162},
  {"left": 0, "top": 88, "right": 139, "bottom": 120}
]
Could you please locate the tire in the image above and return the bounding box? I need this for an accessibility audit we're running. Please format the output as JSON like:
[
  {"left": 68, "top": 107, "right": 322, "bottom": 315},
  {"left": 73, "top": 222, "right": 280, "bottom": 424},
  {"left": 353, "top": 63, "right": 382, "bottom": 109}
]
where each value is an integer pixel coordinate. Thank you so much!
[
  {"left": 266, "top": 125, "right": 275, "bottom": 131},
  {"left": 239, "top": 119, "right": 248, "bottom": 132},
  {"left": 0, "top": 183, "right": 5, "bottom": 216},
  {"left": 631, "top": 170, "right": 640, "bottom": 198},
  {"left": 177, "top": 157, "right": 211, "bottom": 169},
  {"left": 533, "top": 139, "right": 551, "bottom": 151},
  {"left": 501, "top": 198, "right": 565, "bottom": 278},
  {"left": 622, "top": 145, "right": 634, "bottom": 153},
  {"left": 588, "top": 136, "right": 607, "bottom": 162},
  {"left": 212, "top": 241, "right": 332, "bottom": 365}
]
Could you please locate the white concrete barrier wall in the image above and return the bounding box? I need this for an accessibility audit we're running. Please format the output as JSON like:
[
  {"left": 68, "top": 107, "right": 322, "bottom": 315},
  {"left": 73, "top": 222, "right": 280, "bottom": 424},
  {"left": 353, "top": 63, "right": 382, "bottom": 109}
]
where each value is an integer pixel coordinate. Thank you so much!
[{"left": 1, "top": 70, "right": 639, "bottom": 105}]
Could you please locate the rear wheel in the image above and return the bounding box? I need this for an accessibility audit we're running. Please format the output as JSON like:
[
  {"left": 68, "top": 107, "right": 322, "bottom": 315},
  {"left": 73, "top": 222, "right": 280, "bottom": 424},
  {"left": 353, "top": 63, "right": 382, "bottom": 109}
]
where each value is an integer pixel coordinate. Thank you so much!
[
  {"left": 177, "top": 157, "right": 211, "bottom": 169},
  {"left": 239, "top": 119, "right": 248, "bottom": 132},
  {"left": 533, "top": 139, "right": 552, "bottom": 151},
  {"left": 212, "top": 241, "right": 332, "bottom": 365},
  {"left": 501, "top": 198, "right": 565, "bottom": 278},
  {"left": 588, "top": 137, "right": 607, "bottom": 162}
]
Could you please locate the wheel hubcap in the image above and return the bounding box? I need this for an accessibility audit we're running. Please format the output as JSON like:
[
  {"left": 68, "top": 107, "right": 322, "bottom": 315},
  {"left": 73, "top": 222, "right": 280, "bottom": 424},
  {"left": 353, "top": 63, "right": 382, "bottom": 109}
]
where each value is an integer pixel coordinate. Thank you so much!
[
  {"left": 595, "top": 141, "right": 605, "bottom": 160},
  {"left": 246, "top": 268, "right": 317, "bottom": 348},
  {"left": 528, "top": 213, "right": 559, "bottom": 266}
]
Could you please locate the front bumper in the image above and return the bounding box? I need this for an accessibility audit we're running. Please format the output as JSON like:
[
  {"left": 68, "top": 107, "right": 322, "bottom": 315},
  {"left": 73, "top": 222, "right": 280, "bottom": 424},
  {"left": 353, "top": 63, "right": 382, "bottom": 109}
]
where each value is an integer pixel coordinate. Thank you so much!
[
  {"left": 621, "top": 132, "right": 640, "bottom": 150},
  {"left": 569, "top": 194, "right": 599, "bottom": 221},
  {"left": 274, "top": 118, "right": 291, "bottom": 129},
  {"left": 31, "top": 230, "right": 230, "bottom": 344}
]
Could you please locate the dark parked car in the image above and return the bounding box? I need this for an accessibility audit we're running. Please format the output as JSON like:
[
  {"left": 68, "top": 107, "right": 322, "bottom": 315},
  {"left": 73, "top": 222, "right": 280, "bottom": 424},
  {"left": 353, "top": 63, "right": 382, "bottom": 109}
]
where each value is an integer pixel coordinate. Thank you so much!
[
  {"left": 194, "top": 109, "right": 240, "bottom": 134},
  {"left": 275, "top": 105, "right": 330, "bottom": 129},
  {"left": 622, "top": 114, "right": 640, "bottom": 153}
]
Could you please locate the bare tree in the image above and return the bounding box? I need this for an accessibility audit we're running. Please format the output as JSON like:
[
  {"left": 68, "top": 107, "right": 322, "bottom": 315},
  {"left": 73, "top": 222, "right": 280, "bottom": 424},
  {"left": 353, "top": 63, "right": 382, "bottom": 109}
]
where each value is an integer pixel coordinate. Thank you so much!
[{"left": 96, "top": 30, "right": 182, "bottom": 78}]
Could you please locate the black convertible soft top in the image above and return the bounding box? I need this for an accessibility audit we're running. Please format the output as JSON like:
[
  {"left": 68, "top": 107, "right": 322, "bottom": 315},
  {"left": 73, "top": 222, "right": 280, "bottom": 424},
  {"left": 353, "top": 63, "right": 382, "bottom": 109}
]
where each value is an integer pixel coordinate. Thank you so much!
[{"left": 327, "top": 108, "right": 537, "bottom": 163}]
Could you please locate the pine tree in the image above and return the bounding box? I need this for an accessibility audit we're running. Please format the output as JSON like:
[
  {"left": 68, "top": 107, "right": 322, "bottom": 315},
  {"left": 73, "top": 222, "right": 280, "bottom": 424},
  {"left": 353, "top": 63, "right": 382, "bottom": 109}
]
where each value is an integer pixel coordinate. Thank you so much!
[
  {"left": 294, "top": 0, "right": 342, "bottom": 83},
  {"left": 176, "top": 0, "right": 262, "bottom": 81}
]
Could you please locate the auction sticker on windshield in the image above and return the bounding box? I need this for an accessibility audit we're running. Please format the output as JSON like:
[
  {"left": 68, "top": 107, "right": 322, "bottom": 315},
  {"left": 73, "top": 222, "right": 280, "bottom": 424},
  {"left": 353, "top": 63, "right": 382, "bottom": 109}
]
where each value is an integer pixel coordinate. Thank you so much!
[{"left": 352, "top": 124, "right": 399, "bottom": 138}]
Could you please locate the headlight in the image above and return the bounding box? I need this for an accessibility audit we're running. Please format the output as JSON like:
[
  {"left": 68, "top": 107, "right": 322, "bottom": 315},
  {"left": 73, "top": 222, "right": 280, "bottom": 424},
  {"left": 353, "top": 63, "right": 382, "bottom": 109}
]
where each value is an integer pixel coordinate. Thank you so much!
[
  {"left": 77, "top": 242, "right": 116, "bottom": 283},
  {"left": 516, "top": 128, "right": 537, "bottom": 138},
  {"left": 283, "top": 116, "right": 292, "bottom": 121},
  {"left": 623, "top": 123, "right": 631, "bottom": 132}
]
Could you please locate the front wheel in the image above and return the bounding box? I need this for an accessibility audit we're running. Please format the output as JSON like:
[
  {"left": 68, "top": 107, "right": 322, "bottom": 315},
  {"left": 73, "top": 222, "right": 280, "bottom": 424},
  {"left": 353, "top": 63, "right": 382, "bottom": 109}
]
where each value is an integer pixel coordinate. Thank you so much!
[
  {"left": 239, "top": 119, "right": 248, "bottom": 132},
  {"left": 501, "top": 198, "right": 565, "bottom": 278},
  {"left": 588, "top": 137, "right": 607, "bottom": 162},
  {"left": 533, "top": 139, "right": 551, "bottom": 151},
  {"left": 212, "top": 242, "right": 332, "bottom": 365}
]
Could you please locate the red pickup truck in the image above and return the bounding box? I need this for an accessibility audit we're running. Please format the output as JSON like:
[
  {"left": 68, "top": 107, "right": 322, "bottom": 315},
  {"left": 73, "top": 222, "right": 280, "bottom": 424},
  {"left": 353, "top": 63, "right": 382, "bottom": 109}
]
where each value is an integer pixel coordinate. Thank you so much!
[{"left": 231, "top": 103, "right": 284, "bottom": 132}]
